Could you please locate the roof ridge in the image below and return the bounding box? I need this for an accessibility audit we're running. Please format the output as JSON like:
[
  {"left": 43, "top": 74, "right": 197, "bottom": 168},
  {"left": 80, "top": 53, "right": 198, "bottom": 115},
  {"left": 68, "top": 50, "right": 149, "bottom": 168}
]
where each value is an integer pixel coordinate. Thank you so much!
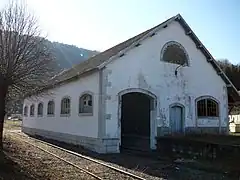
[
  {"left": 46, "top": 13, "right": 240, "bottom": 103},
  {"left": 54, "top": 14, "right": 178, "bottom": 81}
]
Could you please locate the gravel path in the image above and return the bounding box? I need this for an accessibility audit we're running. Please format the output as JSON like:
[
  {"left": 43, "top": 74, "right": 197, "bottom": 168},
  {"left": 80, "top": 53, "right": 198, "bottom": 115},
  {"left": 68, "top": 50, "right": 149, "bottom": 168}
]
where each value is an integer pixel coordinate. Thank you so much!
[
  {"left": 6, "top": 131, "right": 162, "bottom": 180},
  {"left": 4, "top": 133, "right": 97, "bottom": 180},
  {"left": 2, "top": 121, "right": 237, "bottom": 180}
]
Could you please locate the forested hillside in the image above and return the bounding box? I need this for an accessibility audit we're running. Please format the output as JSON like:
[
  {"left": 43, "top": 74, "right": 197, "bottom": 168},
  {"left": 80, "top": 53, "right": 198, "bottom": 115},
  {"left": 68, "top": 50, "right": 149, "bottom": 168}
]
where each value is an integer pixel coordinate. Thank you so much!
[
  {"left": 7, "top": 41, "right": 99, "bottom": 115},
  {"left": 51, "top": 42, "right": 99, "bottom": 70},
  {"left": 217, "top": 59, "right": 240, "bottom": 114},
  {"left": 217, "top": 59, "right": 240, "bottom": 90}
]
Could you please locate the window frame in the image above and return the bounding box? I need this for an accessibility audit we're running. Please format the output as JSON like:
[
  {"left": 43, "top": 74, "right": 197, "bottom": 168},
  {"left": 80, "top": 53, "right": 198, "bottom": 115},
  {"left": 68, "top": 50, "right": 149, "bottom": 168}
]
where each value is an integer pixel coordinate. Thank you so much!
[
  {"left": 30, "top": 104, "right": 35, "bottom": 117},
  {"left": 47, "top": 100, "right": 55, "bottom": 116},
  {"left": 79, "top": 92, "right": 93, "bottom": 116},
  {"left": 160, "top": 41, "right": 189, "bottom": 66},
  {"left": 196, "top": 96, "right": 219, "bottom": 118},
  {"left": 37, "top": 102, "right": 44, "bottom": 116},
  {"left": 60, "top": 96, "right": 71, "bottom": 116}
]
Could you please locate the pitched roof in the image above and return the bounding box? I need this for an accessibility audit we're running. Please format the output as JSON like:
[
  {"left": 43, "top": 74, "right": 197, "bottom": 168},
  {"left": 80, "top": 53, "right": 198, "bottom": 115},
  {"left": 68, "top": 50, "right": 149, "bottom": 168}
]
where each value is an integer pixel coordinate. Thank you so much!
[
  {"left": 51, "top": 15, "right": 176, "bottom": 83},
  {"left": 50, "top": 14, "right": 240, "bottom": 103}
]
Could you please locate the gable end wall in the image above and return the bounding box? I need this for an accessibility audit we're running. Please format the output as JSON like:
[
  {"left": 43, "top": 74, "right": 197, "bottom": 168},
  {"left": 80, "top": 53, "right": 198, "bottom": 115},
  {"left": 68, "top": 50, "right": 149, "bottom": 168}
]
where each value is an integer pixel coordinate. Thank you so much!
[{"left": 103, "top": 20, "right": 228, "bottom": 142}]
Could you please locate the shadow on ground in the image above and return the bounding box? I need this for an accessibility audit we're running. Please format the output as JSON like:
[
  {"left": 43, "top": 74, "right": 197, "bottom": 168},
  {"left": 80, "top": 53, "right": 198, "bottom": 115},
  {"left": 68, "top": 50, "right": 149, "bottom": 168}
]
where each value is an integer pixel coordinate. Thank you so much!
[
  {"left": 31, "top": 135, "right": 238, "bottom": 180},
  {"left": 0, "top": 150, "right": 35, "bottom": 180}
]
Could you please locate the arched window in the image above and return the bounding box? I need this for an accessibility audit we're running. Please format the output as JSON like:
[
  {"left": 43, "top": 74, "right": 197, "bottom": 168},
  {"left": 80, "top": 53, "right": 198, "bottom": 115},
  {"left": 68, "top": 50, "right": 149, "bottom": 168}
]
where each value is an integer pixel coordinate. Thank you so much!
[
  {"left": 30, "top": 104, "right": 35, "bottom": 116},
  {"left": 197, "top": 98, "right": 219, "bottom": 117},
  {"left": 23, "top": 106, "right": 28, "bottom": 116},
  {"left": 37, "top": 103, "right": 43, "bottom": 116},
  {"left": 79, "top": 93, "right": 93, "bottom": 114},
  {"left": 61, "top": 97, "right": 71, "bottom": 115},
  {"left": 47, "top": 100, "right": 55, "bottom": 115},
  {"left": 161, "top": 41, "right": 189, "bottom": 66}
]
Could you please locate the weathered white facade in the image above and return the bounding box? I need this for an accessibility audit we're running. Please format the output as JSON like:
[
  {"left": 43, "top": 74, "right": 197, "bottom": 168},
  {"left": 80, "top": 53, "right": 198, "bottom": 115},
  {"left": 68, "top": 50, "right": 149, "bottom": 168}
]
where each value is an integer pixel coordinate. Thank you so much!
[
  {"left": 23, "top": 73, "right": 103, "bottom": 152},
  {"left": 102, "top": 20, "right": 228, "bottom": 150},
  {"left": 22, "top": 14, "right": 238, "bottom": 153}
]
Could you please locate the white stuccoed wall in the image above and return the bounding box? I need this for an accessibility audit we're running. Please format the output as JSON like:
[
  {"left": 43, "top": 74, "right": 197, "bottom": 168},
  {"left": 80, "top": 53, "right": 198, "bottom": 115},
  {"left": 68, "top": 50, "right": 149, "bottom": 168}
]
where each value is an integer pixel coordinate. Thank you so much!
[
  {"left": 104, "top": 21, "right": 228, "bottom": 139},
  {"left": 23, "top": 72, "right": 100, "bottom": 138},
  {"left": 22, "top": 20, "right": 230, "bottom": 153}
]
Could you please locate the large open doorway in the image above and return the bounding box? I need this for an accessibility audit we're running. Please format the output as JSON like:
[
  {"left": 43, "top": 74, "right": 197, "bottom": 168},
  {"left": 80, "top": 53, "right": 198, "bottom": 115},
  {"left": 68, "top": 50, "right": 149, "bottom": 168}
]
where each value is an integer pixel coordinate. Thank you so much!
[{"left": 120, "top": 92, "right": 153, "bottom": 151}]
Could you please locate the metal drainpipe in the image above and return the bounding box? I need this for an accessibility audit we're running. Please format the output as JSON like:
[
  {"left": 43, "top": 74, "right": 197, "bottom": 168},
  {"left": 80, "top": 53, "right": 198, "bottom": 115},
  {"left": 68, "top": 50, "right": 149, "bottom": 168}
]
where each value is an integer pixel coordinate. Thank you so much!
[{"left": 219, "top": 115, "right": 222, "bottom": 134}]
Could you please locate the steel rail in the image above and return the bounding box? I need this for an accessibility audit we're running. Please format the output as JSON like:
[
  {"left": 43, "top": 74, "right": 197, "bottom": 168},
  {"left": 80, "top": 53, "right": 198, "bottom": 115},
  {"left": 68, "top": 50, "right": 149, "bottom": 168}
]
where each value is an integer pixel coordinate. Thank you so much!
[
  {"left": 12, "top": 132, "right": 147, "bottom": 180},
  {"left": 13, "top": 135, "right": 103, "bottom": 180}
]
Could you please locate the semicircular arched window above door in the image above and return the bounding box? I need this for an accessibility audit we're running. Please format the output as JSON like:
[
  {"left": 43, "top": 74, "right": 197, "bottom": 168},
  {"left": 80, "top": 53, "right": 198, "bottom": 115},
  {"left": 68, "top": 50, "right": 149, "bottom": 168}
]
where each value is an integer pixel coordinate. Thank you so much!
[{"left": 161, "top": 41, "right": 189, "bottom": 66}]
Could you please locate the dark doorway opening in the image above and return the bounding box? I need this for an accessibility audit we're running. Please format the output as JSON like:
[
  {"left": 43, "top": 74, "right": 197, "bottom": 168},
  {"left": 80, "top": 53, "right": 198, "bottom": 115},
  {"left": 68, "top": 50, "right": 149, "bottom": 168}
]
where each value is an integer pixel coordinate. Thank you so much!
[{"left": 120, "top": 92, "right": 152, "bottom": 152}]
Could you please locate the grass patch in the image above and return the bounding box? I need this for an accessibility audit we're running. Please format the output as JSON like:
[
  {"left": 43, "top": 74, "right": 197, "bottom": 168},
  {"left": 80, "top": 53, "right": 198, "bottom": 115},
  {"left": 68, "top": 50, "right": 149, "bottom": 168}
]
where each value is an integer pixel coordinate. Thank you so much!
[{"left": 4, "top": 120, "right": 22, "bottom": 131}]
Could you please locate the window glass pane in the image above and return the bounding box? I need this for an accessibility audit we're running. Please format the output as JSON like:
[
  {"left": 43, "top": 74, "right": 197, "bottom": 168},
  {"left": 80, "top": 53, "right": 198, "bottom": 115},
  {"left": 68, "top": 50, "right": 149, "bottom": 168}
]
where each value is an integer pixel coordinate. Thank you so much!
[
  {"left": 61, "top": 98, "right": 70, "bottom": 114},
  {"left": 162, "top": 43, "right": 188, "bottom": 65},
  {"left": 197, "top": 100, "right": 206, "bottom": 117},
  {"left": 207, "top": 99, "right": 218, "bottom": 117},
  {"left": 38, "top": 103, "right": 43, "bottom": 115},
  {"left": 79, "top": 94, "right": 93, "bottom": 113},
  {"left": 88, "top": 100, "right": 92, "bottom": 106},
  {"left": 24, "top": 106, "right": 28, "bottom": 116},
  {"left": 197, "top": 98, "right": 218, "bottom": 117},
  {"left": 30, "top": 105, "right": 34, "bottom": 116},
  {"left": 48, "top": 101, "right": 55, "bottom": 115}
]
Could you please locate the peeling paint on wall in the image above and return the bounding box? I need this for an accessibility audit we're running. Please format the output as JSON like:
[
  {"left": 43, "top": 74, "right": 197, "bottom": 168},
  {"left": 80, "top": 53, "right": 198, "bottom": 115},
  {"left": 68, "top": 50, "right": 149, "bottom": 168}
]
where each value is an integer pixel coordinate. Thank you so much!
[
  {"left": 187, "top": 96, "right": 193, "bottom": 119},
  {"left": 127, "top": 76, "right": 131, "bottom": 88},
  {"left": 103, "top": 21, "right": 228, "bottom": 139},
  {"left": 137, "top": 72, "right": 149, "bottom": 90},
  {"left": 159, "top": 108, "right": 167, "bottom": 127}
]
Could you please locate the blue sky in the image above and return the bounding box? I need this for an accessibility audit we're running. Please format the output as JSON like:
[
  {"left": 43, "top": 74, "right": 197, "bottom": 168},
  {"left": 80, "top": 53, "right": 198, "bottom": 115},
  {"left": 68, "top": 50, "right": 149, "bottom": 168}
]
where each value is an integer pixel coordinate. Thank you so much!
[{"left": 1, "top": 0, "right": 240, "bottom": 64}]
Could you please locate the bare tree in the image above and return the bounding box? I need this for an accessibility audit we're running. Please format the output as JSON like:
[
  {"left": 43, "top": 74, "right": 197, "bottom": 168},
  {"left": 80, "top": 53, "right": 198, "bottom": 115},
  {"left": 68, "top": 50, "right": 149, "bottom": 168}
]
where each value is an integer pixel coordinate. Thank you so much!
[{"left": 0, "top": 2, "right": 56, "bottom": 147}]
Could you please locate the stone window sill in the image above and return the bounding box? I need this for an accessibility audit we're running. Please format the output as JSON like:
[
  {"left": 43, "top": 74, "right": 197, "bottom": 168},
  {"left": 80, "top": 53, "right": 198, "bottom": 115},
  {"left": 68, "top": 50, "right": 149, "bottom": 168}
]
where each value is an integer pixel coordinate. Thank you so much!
[
  {"left": 47, "top": 114, "right": 55, "bottom": 117},
  {"left": 60, "top": 114, "right": 70, "bottom": 117},
  {"left": 197, "top": 117, "right": 219, "bottom": 120},
  {"left": 79, "top": 113, "right": 93, "bottom": 116}
]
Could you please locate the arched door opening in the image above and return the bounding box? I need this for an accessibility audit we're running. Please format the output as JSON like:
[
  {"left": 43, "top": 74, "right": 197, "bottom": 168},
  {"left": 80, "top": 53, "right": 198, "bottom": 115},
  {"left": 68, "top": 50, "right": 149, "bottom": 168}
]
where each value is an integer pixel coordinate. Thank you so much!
[{"left": 120, "top": 92, "right": 154, "bottom": 151}]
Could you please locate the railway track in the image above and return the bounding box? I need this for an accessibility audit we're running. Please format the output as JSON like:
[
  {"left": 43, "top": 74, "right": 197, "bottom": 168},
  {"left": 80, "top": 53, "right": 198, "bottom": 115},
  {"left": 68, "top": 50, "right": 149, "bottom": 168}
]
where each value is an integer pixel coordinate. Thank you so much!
[{"left": 9, "top": 131, "right": 149, "bottom": 180}]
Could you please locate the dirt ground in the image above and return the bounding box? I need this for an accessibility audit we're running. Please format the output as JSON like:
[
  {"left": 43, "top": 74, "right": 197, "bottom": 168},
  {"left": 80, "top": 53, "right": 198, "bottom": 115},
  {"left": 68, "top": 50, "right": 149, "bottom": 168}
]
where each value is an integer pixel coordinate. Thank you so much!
[
  {"left": 2, "top": 121, "right": 97, "bottom": 180},
  {"left": 0, "top": 121, "right": 35, "bottom": 180},
  {"left": 1, "top": 120, "right": 240, "bottom": 180}
]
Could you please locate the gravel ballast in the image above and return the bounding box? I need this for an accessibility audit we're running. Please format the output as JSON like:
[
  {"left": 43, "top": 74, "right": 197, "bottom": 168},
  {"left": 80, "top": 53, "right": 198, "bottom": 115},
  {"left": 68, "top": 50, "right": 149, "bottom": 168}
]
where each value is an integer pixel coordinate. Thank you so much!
[{"left": 2, "top": 121, "right": 237, "bottom": 180}]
